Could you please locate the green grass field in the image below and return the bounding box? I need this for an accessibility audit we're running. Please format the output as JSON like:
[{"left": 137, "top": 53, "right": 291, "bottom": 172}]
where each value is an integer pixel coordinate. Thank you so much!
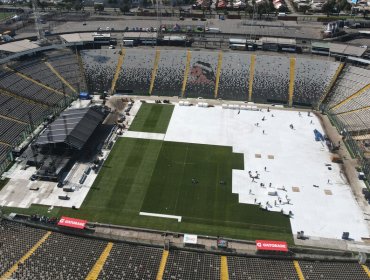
[
  {"left": 3, "top": 137, "right": 292, "bottom": 242},
  {"left": 0, "top": 13, "right": 13, "bottom": 21},
  {"left": 129, "top": 103, "right": 174, "bottom": 133},
  {"left": 142, "top": 141, "right": 291, "bottom": 233},
  {"left": 3, "top": 103, "right": 293, "bottom": 242}
]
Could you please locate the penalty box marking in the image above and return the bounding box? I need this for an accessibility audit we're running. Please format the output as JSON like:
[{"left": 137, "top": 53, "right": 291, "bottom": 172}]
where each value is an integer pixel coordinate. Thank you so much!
[{"left": 140, "top": 212, "right": 182, "bottom": 222}]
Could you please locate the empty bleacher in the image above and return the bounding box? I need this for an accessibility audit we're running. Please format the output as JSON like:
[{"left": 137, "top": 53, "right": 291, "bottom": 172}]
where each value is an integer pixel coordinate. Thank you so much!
[
  {"left": 46, "top": 49, "right": 86, "bottom": 93},
  {"left": 327, "top": 66, "right": 370, "bottom": 109},
  {"left": 0, "top": 143, "right": 10, "bottom": 164},
  {"left": 1, "top": 220, "right": 370, "bottom": 280},
  {"left": 162, "top": 250, "right": 221, "bottom": 280},
  {"left": 152, "top": 50, "right": 187, "bottom": 97},
  {"left": 252, "top": 55, "right": 290, "bottom": 104},
  {"left": 98, "top": 242, "right": 162, "bottom": 279},
  {"left": 12, "top": 231, "right": 107, "bottom": 280},
  {"left": 0, "top": 117, "right": 27, "bottom": 145},
  {"left": 336, "top": 109, "right": 370, "bottom": 132},
  {"left": 81, "top": 49, "right": 119, "bottom": 93},
  {"left": 299, "top": 260, "right": 369, "bottom": 280},
  {"left": 0, "top": 71, "right": 63, "bottom": 106},
  {"left": 116, "top": 49, "right": 156, "bottom": 95},
  {"left": 185, "top": 51, "right": 219, "bottom": 99},
  {"left": 0, "top": 220, "right": 48, "bottom": 276},
  {"left": 218, "top": 52, "right": 250, "bottom": 101},
  {"left": 0, "top": 91, "right": 46, "bottom": 123},
  {"left": 331, "top": 88, "right": 370, "bottom": 115},
  {"left": 294, "top": 58, "right": 340, "bottom": 106},
  {"left": 12, "top": 58, "right": 74, "bottom": 95},
  {"left": 79, "top": 49, "right": 351, "bottom": 107},
  {"left": 227, "top": 256, "right": 299, "bottom": 280}
]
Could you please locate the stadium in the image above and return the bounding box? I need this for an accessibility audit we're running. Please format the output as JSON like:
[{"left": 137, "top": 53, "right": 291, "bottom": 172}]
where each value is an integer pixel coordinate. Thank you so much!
[{"left": 1, "top": 26, "right": 370, "bottom": 279}]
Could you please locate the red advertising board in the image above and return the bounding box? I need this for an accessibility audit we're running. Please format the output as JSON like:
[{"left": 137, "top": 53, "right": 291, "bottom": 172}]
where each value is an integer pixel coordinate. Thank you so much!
[
  {"left": 256, "top": 240, "right": 288, "bottom": 252},
  {"left": 57, "top": 216, "right": 87, "bottom": 229}
]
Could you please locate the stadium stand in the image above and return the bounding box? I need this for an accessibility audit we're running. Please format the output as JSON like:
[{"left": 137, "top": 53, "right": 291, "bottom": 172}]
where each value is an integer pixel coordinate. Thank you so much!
[
  {"left": 185, "top": 51, "right": 219, "bottom": 99},
  {"left": 0, "top": 91, "right": 47, "bottom": 123},
  {"left": 46, "top": 49, "right": 86, "bottom": 93},
  {"left": 0, "top": 117, "right": 27, "bottom": 145},
  {"left": 0, "top": 50, "right": 82, "bottom": 174},
  {"left": 330, "top": 89, "right": 370, "bottom": 115},
  {"left": 11, "top": 231, "right": 107, "bottom": 280},
  {"left": 1, "top": 219, "right": 370, "bottom": 279},
  {"left": 299, "top": 260, "right": 370, "bottom": 280},
  {"left": 0, "top": 143, "right": 10, "bottom": 163},
  {"left": 0, "top": 70, "right": 63, "bottom": 106},
  {"left": 162, "top": 250, "right": 221, "bottom": 280},
  {"left": 116, "top": 49, "right": 156, "bottom": 95},
  {"left": 98, "top": 243, "right": 162, "bottom": 279},
  {"left": 326, "top": 66, "right": 370, "bottom": 109},
  {"left": 2, "top": 45, "right": 370, "bottom": 280},
  {"left": 227, "top": 256, "right": 299, "bottom": 280},
  {"left": 78, "top": 50, "right": 349, "bottom": 107},
  {"left": 252, "top": 55, "right": 290, "bottom": 104},
  {"left": 81, "top": 49, "right": 119, "bottom": 93},
  {"left": 218, "top": 52, "right": 250, "bottom": 101},
  {"left": 293, "top": 58, "right": 340, "bottom": 106},
  {"left": 0, "top": 220, "right": 48, "bottom": 276},
  {"left": 336, "top": 109, "right": 370, "bottom": 132},
  {"left": 12, "top": 58, "right": 74, "bottom": 95},
  {"left": 152, "top": 50, "right": 187, "bottom": 97}
]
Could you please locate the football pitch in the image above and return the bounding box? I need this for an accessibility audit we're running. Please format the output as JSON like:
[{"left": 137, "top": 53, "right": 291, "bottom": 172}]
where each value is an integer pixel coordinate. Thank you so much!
[
  {"left": 3, "top": 103, "right": 292, "bottom": 241},
  {"left": 128, "top": 103, "right": 174, "bottom": 133},
  {"left": 61, "top": 137, "right": 291, "bottom": 241},
  {"left": 61, "top": 103, "right": 291, "bottom": 241}
]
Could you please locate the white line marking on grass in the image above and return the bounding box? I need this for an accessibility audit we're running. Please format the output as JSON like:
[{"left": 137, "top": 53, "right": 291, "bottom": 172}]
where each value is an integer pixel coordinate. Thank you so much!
[
  {"left": 140, "top": 212, "right": 182, "bottom": 222},
  {"left": 123, "top": 131, "right": 165, "bottom": 140},
  {"left": 173, "top": 145, "right": 189, "bottom": 212}
]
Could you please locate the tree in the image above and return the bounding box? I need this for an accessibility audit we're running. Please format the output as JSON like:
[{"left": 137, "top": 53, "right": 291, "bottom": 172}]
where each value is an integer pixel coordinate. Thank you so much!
[
  {"left": 74, "top": 2, "right": 82, "bottom": 10},
  {"left": 322, "top": 0, "right": 335, "bottom": 16},
  {"left": 39, "top": 1, "right": 47, "bottom": 11},
  {"left": 337, "top": 0, "right": 351, "bottom": 12},
  {"left": 299, "top": 5, "right": 309, "bottom": 14},
  {"left": 120, "top": 0, "right": 131, "bottom": 15},
  {"left": 278, "top": 5, "right": 289, "bottom": 13},
  {"left": 56, "top": 2, "right": 65, "bottom": 10},
  {"left": 65, "top": 3, "right": 73, "bottom": 10},
  {"left": 244, "top": 4, "right": 254, "bottom": 18},
  {"left": 259, "top": 0, "right": 275, "bottom": 17},
  {"left": 364, "top": 10, "right": 369, "bottom": 18},
  {"left": 142, "top": 0, "right": 150, "bottom": 7}
]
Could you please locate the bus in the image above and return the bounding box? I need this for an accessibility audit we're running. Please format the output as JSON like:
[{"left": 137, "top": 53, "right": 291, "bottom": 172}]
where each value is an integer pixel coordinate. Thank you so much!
[
  {"left": 229, "top": 38, "right": 246, "bottom": 50},
  {"left": 123, "top": 40, "right": 135, "bottom": 47},
  {"left": 230, "top": 44, "right": 246, "bottom": 51},
  {"left": 93, "top": 33, "right": 111, "bottom": 44}
]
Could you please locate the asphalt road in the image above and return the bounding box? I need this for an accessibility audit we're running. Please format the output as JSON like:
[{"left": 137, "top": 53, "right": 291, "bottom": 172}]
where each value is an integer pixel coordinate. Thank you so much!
[{"left": 49, "top": 18, "right": 323, "bottom": 39}]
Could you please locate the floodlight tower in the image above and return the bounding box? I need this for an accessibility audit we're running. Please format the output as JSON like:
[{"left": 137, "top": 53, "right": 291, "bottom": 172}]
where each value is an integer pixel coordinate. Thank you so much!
[{"left": 32, "top": 0, "right": 44, "bottom": 41}]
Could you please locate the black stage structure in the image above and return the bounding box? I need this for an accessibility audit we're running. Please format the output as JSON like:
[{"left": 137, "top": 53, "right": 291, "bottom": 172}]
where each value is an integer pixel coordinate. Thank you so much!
[{"left": 27, "top": 106, "right": 106, "bottom": 181}]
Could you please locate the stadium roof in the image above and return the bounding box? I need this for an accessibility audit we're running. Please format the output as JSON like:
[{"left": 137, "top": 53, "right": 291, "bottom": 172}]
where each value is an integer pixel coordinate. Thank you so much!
[
  {"left": 311, "top": 41, "right": 329, "bottom": 49},
  {"left": 258, "top": 37, "right": 296, "bottom": 46},
  {"left": 35, "top": 107, "right": 105, "bottom": 149},
  {"left": 329, "top": 43, "right": 366, "bottom": 57},
  {"left": 60, "top": 33, "right": 95, "bottom": 44},
  {"left": 0, "top": 39, "right": 40, "bottom": 53},
  {"left": 123, "top": 32, "right": 158, "bottom": 40}
]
